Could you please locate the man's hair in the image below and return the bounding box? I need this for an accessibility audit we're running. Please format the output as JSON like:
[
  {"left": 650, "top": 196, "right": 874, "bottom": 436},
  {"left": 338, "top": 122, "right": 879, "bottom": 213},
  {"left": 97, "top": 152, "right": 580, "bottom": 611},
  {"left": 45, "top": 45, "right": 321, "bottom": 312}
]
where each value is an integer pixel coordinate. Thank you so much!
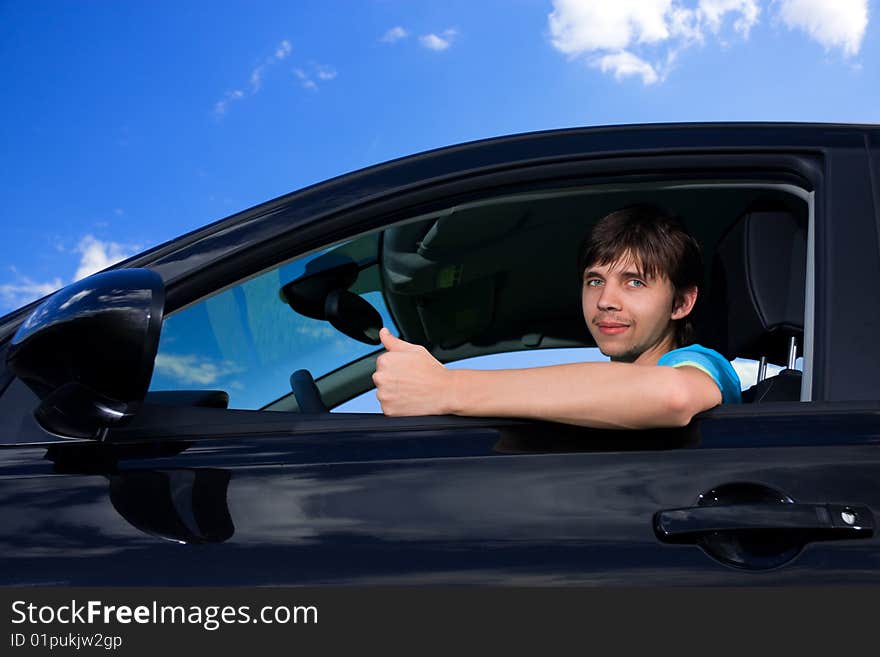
[{"left": 579, "top": 203, "right": 704, "bottom": 347}]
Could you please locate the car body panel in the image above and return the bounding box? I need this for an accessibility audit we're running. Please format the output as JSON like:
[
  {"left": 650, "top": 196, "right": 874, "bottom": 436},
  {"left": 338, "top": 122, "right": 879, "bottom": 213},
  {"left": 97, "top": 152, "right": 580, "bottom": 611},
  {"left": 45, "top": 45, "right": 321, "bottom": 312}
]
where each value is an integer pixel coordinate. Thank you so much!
[{"left": 3, "top": 408, "right": 880, "bottom": 585}]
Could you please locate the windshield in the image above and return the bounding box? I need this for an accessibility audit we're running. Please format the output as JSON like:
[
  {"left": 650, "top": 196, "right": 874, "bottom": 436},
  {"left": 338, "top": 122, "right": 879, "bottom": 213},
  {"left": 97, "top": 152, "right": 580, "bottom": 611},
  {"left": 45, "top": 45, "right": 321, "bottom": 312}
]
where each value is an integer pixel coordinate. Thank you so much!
[{"left": 148, "top": 233, "right": 397, "bottom": 409}]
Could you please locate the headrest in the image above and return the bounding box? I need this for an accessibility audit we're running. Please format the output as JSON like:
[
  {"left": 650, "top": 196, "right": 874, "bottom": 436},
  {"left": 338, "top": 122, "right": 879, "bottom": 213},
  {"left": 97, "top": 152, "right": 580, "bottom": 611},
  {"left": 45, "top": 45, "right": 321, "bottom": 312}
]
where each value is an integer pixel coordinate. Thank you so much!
[{"left": 703, "top": 203, "right": 806, "bottom": 363}]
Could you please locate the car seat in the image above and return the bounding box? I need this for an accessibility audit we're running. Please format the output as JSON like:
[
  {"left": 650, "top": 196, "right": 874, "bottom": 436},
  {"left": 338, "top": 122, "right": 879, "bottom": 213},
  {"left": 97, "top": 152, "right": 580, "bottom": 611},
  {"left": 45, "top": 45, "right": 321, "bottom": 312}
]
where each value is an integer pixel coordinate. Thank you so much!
[{"left": 702, "top": 201, "right": 807, "bottom": 403}]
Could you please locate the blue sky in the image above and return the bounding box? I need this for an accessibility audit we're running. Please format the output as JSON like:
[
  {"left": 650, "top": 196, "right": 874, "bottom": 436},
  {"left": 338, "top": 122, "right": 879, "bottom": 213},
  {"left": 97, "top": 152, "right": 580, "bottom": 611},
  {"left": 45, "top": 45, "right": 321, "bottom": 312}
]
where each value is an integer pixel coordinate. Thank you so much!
[{"left": 0, "top": 0, "right": 876, "bottom": 313}]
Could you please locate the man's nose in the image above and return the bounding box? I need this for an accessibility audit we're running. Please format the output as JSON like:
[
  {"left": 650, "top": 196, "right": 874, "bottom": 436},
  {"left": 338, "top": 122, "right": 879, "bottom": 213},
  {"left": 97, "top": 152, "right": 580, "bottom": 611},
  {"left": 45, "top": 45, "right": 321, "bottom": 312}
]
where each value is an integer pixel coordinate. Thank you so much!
[{"left": 597, "top": 283, "right": 623, "bottom": 310}]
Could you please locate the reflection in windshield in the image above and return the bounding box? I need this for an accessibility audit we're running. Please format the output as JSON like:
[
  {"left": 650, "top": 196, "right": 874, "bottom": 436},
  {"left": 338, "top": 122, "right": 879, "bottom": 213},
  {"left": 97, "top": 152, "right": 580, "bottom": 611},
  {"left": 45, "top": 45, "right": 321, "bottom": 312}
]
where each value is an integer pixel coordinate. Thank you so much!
[{"left": 149, "top": 235, "right": 398, "bottom": 409}]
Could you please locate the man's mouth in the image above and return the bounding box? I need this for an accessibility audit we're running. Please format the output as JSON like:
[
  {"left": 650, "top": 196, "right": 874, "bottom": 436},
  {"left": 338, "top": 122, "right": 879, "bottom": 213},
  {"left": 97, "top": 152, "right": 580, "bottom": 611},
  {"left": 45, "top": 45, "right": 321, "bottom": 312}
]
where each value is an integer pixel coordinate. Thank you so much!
[{"left": 596, "top": 322, "right": 630, "bottom": 335}]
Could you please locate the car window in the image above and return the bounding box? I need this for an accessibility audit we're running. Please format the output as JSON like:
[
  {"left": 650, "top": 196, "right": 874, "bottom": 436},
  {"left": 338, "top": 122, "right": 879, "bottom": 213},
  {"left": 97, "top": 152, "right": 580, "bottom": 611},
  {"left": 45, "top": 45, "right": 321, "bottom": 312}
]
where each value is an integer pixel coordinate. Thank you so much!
[
  {"left": 731, "top": 357, "right": 803, "bottom": 390},
  {"left": 148, "top": 233, "right": 398, "bottom": 410},
  {"left": 149, "top": 182, "right": 810, "bottom": 415}
]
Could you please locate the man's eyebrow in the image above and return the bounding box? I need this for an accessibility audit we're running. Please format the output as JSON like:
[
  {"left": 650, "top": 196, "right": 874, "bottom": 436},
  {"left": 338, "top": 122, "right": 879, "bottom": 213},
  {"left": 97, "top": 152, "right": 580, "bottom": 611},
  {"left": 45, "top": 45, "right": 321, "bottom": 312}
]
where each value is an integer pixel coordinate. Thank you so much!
[{"left": 583, "top": 269, "right": 649, "bottom": 279}]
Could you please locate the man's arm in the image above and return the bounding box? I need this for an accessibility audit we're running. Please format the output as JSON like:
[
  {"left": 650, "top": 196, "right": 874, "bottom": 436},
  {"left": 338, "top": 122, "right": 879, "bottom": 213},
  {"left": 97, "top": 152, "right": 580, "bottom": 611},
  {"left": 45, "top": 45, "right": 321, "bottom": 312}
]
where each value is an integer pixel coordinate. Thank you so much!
[{"left": 373, "top": 329, "right": 722, "bottom": 429}]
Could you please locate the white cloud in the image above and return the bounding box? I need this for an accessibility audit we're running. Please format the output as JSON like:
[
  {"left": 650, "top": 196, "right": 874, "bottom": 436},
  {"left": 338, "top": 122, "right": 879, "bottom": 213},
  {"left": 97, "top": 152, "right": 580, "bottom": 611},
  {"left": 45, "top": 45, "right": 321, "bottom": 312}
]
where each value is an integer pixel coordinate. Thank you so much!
[
  {"left": 546, "top": 0, "right": 873, "bottom": 85},
  {"left": 701, "top": 0, "right": 760, "bottom": 35},
  {"left": 250, "top": 39, "right": 293, "bottom": 94},
  {"left": 548, "top": 0, "right": 673, "bottom": 55},
  {"left": 419, "top": 29, "right": 458, "bottom": 51},
  {"left": 294, "top": 64, "right": 337, "bottom": 90},
  {"left": 73, "top": 235, "right": 139, "bottom": 281},
  {"left": 0, "top": 274, "right": 64, "bottom": 310},
  {"left": 1, "top": 233, "right": 141, "bottom": 312},
  {"left": 381, "top": 26, "right": 409, "bottom": 43},
  {"left": 213, "top": 89, "right": 244, "bottom": 117},
  {"left": 667, "top": 5, "right": 705, "bottom": 42},
  {"left": 294, "top": 322, "right": 338, "bottom": 340},
  {"left": 294, "top": 68, "right": 315, "bottom": 90},
  {"left": 548, "top": 0, "right": 866, "bottom": 86},
  {"left": 547, "top": 0, "right": 762, "bottom": 84},
  {"left": 548, "top": 0, "right": 759, "bottom": 55},
  {"left": 275, "top": 39, "right": 292, "bottom": 60},
  {"left": 213, "top": 39, "right": 292, "bottom": 117},
  {"left": 776, "top": 0, "right": 867, "bottom": 56},
  {"left": 420, "top": 34, "right": 450, "bottom": 51},
  {"left": 596, "top": 50, "right": 660, "bottom": 83},
  {"left": 153, "top": 353, "right": 244, "bottom": 386},
  {"left": 249, "top": 65, "right": 266, "bottom": 94},
  {"left": 316, "top": 65, "right": 337, "bottom": 80}
]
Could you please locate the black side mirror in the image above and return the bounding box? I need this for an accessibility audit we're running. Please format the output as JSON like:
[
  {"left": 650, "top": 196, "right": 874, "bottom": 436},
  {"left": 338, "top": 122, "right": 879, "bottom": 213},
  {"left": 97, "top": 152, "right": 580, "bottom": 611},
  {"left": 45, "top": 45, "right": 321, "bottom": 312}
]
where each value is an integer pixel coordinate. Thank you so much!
[{"left": 6, "top": 268, "right": 165, "bottom": 439}]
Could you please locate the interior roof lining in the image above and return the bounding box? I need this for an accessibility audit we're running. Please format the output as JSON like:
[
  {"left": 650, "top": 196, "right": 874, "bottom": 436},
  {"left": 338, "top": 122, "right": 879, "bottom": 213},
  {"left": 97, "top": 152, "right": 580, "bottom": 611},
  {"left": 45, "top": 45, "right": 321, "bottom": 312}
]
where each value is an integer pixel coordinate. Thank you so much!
[{"left": 381, "top": 180, "right": 809, "bottom": 349}]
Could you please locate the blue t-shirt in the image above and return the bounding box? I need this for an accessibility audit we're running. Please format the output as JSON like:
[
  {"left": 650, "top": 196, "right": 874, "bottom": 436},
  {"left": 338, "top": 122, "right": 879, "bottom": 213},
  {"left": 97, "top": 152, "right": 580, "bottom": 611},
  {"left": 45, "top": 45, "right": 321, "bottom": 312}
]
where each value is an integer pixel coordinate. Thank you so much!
[{"left": 657, "top": 344, "right": 742, "bottom": 404}]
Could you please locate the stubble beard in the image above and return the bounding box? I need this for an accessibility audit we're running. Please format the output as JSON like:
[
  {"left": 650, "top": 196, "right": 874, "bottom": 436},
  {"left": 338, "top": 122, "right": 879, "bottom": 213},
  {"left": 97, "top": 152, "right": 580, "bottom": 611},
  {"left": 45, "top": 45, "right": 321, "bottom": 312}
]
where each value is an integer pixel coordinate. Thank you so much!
[
  {"left": 601, "top": 328, "right": 678, "bottom": 364},
  {"left": 605, "top": 344, "right": 643, "bottom": 363},
  {"left": 593, "top": 331, "right": 643, "bottom": 363}
]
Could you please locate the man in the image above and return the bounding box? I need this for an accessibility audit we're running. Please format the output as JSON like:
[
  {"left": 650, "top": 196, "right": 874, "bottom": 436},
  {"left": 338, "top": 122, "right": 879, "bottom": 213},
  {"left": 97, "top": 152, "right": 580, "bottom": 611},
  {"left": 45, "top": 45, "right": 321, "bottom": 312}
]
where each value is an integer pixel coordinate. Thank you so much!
[{"left": 372, "top": 204, "right": 741, "bottom": 428}]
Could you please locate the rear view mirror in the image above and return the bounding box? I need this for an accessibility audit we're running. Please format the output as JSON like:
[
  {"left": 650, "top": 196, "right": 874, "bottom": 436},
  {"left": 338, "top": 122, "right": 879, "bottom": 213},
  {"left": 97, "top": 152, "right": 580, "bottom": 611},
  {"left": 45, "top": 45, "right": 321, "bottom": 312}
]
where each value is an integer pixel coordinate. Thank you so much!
[
  {"left": 6, "top": 268, "right": 165, "bottom": 439},
  {"left": 279, "top": 259, "right": 359, "bottom": 320},
  {"left": 325, "top": 289, "right": 382, "bottom": 345},
  {"left": 279, "top": 259, "right": 381, "bottom": 345}
]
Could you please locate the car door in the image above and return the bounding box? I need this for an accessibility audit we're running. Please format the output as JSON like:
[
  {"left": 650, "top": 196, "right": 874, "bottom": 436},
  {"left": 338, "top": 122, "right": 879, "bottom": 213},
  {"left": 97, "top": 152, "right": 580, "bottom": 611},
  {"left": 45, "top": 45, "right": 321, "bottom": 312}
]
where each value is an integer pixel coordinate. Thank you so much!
[
  {"left": 1, "top": 127, "right": 879, "bottom": 586},
  {"left": 4, "top": 398, "right": 879, "bottom": 585}
]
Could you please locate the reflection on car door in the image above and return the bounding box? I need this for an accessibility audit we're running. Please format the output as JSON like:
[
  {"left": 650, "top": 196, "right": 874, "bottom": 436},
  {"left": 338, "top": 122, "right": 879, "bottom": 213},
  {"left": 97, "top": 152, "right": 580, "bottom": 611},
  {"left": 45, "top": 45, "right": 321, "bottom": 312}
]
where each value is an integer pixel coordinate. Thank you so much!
[{"left": 2, "top": 405, "right": 878, "bottom": 585}]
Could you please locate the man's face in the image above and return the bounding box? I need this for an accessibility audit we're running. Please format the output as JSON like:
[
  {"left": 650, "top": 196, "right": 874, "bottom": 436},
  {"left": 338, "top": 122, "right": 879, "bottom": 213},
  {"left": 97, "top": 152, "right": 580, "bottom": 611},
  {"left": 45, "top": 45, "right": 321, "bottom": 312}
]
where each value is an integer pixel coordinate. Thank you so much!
[{"left": 582, "top": 252, "right": 688, "bottom": 365}]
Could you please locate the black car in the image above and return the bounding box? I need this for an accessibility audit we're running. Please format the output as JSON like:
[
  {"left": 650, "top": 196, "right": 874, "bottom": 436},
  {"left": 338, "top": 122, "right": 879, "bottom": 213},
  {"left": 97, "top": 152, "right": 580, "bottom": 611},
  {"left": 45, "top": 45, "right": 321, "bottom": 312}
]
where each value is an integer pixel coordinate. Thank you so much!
[{"left": 1, "top": 123, "right": 879, "bottom": 585}]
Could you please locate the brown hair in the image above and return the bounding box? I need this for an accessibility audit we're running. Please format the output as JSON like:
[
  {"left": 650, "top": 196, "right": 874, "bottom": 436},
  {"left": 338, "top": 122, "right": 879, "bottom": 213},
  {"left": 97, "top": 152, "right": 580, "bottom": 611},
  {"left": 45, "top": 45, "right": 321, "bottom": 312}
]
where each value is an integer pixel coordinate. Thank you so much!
[{"left": 579, "top": 204, "right": 704, "bottom": 347}]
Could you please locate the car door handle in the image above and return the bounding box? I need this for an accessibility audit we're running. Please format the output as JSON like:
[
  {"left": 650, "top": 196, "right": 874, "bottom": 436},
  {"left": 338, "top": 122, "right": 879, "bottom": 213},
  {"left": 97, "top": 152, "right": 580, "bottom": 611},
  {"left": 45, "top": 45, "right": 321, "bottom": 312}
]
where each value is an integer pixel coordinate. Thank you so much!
[{"left": 654, "top": 503, "right": 874, "bottom": 542}]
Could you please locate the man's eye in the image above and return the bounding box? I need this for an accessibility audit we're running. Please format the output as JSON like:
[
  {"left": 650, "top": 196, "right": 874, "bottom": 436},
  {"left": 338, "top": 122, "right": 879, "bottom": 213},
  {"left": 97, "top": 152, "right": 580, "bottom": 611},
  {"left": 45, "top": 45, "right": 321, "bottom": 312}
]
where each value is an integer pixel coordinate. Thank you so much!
[
  {"left": 628, "top": 280, "right": 645, "bottom": 288},
  {"left": 585, "top": 279, "right": 602, "bottom": 287}
]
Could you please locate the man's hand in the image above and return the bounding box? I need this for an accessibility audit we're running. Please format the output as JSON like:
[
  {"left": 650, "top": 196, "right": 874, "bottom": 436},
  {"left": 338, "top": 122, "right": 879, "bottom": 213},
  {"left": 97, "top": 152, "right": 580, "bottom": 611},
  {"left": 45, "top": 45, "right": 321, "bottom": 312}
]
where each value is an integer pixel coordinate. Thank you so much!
[{"left": 373, "top": 327, "right": 454, "bottom": 416}]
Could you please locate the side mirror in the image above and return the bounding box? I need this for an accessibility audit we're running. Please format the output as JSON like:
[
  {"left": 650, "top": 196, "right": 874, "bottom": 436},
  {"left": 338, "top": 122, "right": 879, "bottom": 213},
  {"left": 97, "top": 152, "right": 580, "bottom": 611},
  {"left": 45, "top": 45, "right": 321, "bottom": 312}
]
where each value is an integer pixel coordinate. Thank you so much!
[{"left": 6, "top": 268, "right": 165, "bottom": 439}]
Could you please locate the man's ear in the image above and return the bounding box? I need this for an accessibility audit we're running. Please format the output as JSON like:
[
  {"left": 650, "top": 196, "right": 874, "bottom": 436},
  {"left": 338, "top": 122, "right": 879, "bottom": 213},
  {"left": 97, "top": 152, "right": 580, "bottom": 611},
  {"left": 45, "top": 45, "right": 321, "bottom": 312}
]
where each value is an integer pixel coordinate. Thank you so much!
[{"left": 671, "top": 285, "right": 698, "bottom": 320}]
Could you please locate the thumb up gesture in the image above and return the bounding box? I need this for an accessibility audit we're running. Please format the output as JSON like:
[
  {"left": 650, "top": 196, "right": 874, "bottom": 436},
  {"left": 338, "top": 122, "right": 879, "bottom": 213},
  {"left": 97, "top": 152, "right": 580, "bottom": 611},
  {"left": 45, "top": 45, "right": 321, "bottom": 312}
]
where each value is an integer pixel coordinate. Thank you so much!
[{"left": 372, "top": 327, "right": 454, "bottom": 416}]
